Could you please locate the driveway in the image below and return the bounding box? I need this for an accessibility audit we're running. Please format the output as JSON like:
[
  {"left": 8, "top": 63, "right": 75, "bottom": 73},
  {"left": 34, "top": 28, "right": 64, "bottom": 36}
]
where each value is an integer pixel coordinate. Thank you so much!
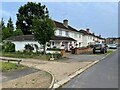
[{"left": 56, "top": 52, "right": 106, "bottom": 63}]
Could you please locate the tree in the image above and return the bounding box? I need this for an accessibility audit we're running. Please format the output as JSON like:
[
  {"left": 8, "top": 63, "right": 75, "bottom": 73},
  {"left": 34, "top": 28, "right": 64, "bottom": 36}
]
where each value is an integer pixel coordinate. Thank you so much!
[
  {"left": 16, "top": 2, "right": 49, "bottom": 35},
  {"left": 0, "top": 18, "right": 5, "bottom": 30},
  {"left": 13, "top": 29, "right": 23, "bottom": 36},
  {"left": 7, "top": 17, "right": 14, "bottom": 34},
  {"left": 32, "top": 16, "right": 55, "bottom": 54},
  {"left": 2, "top": 27, "right": 12, "bottom": 40}
]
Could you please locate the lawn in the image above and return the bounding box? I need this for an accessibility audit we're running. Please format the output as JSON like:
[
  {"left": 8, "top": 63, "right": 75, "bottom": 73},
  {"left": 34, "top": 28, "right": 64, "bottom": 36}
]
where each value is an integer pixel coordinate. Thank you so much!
[{"left": 0, "top": 62, "right": 27, "bottom": 72}]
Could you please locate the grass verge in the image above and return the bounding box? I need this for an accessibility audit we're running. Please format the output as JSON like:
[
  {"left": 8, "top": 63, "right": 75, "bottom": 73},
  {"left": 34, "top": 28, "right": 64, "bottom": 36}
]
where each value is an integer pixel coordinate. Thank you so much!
[{"left": 0, "top": 62, "right": 27, "bottom": 72}]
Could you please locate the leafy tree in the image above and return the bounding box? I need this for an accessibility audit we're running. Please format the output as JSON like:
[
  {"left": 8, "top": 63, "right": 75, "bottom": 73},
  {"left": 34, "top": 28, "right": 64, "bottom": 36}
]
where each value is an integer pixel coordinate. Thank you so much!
[
  {"left": 0, "top": 30, "right": 2, "bottom": 42},
  {"left": 0, "top": 18, "right": 5, "bottom": 30},
  {"left": 16, "top": 2, "right": 49, "bottom": 35},
  {"left": 32, "top": 17, "right": 55, "bottom": 54},
  {"left": 2, "top": 27, "right": 12, "bottom": 40},
  {"left": 13, "top": 29, "right": 23, "bottom": 36}
]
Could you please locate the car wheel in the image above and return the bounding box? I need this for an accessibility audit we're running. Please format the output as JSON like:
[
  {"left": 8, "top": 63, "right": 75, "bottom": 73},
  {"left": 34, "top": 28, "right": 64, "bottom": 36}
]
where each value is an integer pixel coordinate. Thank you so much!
[
  {"left": 105, "top": 50, "right": 107, "bottom": 53},
  {"left": 102, "top": 50, "right": 105, "bottom": 54},
  {"left": 93, "top": 50, "right": 95, "bottom": 54}
]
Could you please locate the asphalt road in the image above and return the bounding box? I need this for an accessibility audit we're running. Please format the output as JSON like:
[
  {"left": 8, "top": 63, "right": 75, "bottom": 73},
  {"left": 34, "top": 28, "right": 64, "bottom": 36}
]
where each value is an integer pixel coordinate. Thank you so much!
[{"left": 61, "top": 48, "right": 119, "bottom": 88}]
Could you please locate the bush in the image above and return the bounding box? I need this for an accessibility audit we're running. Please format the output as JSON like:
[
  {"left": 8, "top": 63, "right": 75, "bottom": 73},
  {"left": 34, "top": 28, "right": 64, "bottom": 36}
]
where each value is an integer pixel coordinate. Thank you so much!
[
  {"left": 2, "top": 41, "right": 15, "bottom": 52},
  {"left": 24, "top": 44, "right": 34, "bottom": 52},
  {"left": 47, "top": 52, "right": 62, "bottom": 59}
]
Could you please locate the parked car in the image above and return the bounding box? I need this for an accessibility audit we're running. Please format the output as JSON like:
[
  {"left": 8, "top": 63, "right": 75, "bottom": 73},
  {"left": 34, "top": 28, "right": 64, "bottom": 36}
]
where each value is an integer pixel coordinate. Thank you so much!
[
  {"left": 93, "top": 43, "right": 107, "bottom": 54},
  {"left": 107, "top": 44, "right": 117, "bottom": 49}
]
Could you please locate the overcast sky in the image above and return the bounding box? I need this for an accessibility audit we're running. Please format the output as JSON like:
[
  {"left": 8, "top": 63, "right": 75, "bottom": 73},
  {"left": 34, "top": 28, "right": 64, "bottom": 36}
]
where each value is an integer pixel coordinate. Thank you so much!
[{"left": 1, "top": 1, "right": 118, "bottom": 38}]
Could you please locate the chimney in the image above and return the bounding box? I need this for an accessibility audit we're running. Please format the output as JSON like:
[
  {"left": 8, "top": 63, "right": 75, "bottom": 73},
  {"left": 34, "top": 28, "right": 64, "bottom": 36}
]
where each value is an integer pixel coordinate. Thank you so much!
[
  {"left": 92, "top": 33, "right": 95, "bottom": 35},
  {"left": 99, "top": 35, "right": 101, "bottom": 37},
  {"left": 86, "top": 28, "right": 90, "bottom": 33},
  {"left": 63, "top": 19, "right": 68, "bottom": 28}
]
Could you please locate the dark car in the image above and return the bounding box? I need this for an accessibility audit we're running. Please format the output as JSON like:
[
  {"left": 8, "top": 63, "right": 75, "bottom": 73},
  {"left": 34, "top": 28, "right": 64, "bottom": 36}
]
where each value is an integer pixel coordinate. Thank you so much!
[{"left": 93, "top": 43, "right": 107, "bottom": 54}]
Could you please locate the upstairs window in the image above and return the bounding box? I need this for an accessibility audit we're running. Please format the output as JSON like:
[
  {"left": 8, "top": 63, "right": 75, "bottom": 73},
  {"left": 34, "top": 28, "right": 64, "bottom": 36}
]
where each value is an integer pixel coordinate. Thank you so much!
[
  {"left": 65, "top": 31, "right": 69, "bottom": 37},
  {"left": 74, "top": 33, "right": 77, "bottom": 38},
  {"left": 59, "top": 30, "right": 62, "bottom": 36},
  {"left": 79, "top": 34, "right": 82, "bottom": 38}
]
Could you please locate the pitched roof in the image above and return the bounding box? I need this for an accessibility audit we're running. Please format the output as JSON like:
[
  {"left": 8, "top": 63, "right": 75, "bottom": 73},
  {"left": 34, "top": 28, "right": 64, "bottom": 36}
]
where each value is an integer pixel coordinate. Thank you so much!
[
  {"left": 52, "top": 36, "right": 76, "bottom": 41},
  {"left": 6, "top": 35, "right": 76, "bottom": 41},
  {"left": 6, "top": 35, "right": 34, "bottom": 41},
  {"left": 53, "top": 20, "right": 78, "bottom": 32},
  {"left": 79, "top": 29, "right": 105, "bottom": 40},
  {"left": 79, "top": 30, "right": 95, "bottom": 36}
]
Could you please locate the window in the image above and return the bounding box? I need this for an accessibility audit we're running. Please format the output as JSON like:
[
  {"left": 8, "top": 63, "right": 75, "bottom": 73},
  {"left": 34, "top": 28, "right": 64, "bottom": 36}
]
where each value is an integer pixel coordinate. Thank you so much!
[
  {"left": 59, "top": 30, "right": 62, "bottom": 36},
  {"left": 74, "top": 33, "right": 77, "bottom": 38},
  {"left": 79, "top": 34, "right": 81, "bottom": 38},
  {"left": 90, "top": 36, "right": 92, "bottom": 39},
  {"left": 65, "top": 31, "right": 69, "bottom": 37}
]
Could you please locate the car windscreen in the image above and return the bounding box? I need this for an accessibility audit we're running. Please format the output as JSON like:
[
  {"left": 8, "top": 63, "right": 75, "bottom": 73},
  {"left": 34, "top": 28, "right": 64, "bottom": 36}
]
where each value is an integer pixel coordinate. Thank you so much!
[{"left": 94, "top": 44, "right": 102, "bottom": 47}]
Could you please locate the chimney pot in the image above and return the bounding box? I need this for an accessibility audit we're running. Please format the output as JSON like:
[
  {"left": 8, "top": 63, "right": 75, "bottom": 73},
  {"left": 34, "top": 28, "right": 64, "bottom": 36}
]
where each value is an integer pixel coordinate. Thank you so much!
[
  {"left": 86, "top": 28, "right": 90, "bottom": 33},
  {"left": 99, "top": 35, "right": 101, "bottom": 37},
  {"left": 63, "top": 19, "right": 68, "bottom": 28}
]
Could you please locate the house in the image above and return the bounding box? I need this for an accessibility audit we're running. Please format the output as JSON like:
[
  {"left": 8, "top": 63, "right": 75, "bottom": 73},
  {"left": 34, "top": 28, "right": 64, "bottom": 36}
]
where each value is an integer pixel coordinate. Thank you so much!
[
  {"left": 6, "top": 19, "right": 105, "bottom": 51},
  {"left": 79, "top": 29, "right": 105, "bottom": 47},
  {"left": 52, "top": 19, "right": 83, "bottom": 50},
  {"left": 106, "top": 37, "right": 120, "bottom": 46}
]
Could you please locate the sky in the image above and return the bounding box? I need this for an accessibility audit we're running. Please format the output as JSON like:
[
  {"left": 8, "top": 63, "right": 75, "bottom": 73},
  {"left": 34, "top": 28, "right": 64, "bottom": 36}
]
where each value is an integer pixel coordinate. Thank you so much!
[{"left": 0, "top": 1, "right": 118, "bottom": 38}]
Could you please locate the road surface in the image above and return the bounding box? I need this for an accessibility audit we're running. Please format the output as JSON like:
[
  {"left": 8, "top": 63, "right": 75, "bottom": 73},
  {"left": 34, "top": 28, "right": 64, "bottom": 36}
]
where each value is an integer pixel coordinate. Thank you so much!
[{"left": 61, "top": 48, "right": 119, "bottom": 88}]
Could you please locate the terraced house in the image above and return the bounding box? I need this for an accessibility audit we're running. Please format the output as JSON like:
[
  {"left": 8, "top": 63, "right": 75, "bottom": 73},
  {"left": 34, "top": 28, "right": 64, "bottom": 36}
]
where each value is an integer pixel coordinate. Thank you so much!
[
  {"left": 79, "top": 29, "right": 105, "bottom": 47},
  {"left": 6, "top": 19, "right": 105, "bottom": 51}
]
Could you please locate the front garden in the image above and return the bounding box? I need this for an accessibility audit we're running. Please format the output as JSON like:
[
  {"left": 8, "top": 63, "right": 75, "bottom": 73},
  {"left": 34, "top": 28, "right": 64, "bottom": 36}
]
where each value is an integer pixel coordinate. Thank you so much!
[{"left": 0, "top": 41, "right": 62, "bottom": 60}]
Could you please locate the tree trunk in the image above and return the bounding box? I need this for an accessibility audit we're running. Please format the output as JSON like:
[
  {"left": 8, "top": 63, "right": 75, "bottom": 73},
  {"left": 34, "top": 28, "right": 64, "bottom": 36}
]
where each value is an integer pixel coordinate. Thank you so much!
[{"left": 43, "top": 43, "right": 46, "bottom": 55}]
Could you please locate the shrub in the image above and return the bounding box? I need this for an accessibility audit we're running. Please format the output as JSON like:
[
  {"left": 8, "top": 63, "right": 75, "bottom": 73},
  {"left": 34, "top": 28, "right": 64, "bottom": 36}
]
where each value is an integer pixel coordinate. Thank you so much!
[
  {"left": 53, "top": 46, "right": 56, "bottom": 48},
  {"left": 47, "top": 43, "right": 51, "bottom": 47},
  {"left": 2, "top": 41, "right": 15, "bottom": 52},
  {"left": 24, "top": 44, "right": 34, "bottom": 52},
  {"left": 47, "top": 52, "right": 62, "bottom": 59}
]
